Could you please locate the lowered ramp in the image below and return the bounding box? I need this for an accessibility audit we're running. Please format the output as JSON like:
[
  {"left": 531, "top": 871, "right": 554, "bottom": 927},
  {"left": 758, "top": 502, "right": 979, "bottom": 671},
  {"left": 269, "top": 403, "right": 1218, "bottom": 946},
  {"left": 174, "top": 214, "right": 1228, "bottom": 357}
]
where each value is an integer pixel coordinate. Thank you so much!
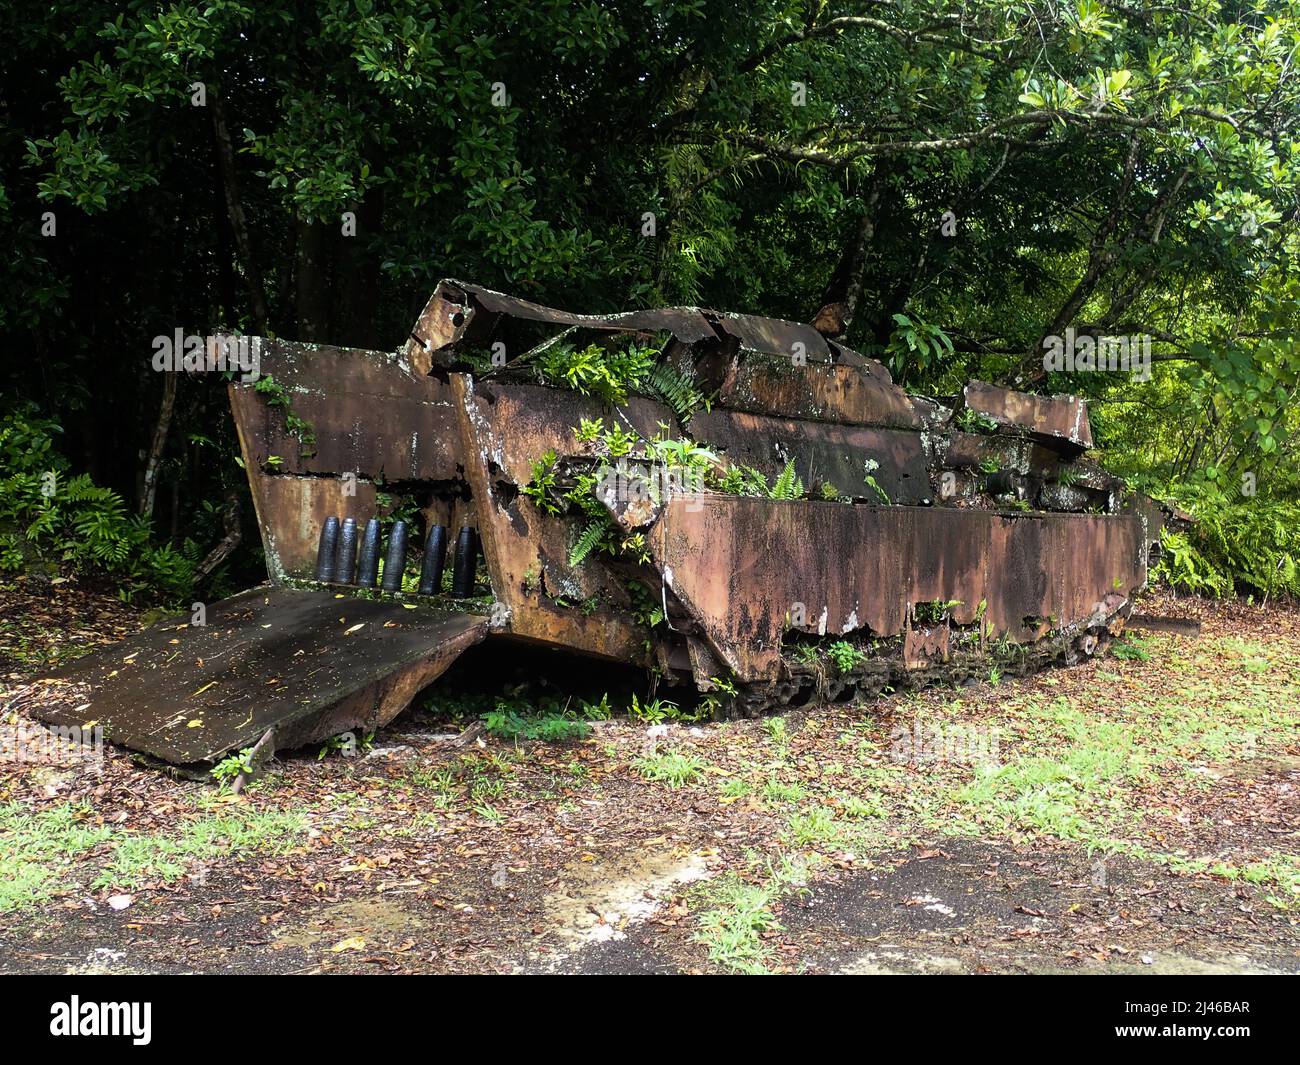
[{"left": 16, "top": 587, "right": 488, "bottom": 764}]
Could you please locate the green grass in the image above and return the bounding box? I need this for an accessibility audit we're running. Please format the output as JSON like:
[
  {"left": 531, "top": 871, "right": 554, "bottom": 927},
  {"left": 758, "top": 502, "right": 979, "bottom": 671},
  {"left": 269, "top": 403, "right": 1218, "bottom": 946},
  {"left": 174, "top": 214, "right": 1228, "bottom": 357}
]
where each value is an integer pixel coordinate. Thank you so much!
[
  {"left": 690, "top": 855, "right": 815, "bottom": 973},
  {"left": 785, "top": 806, "right": 840, "bottom": 847},
  {"left": 0, "top": 801, "right": 111, "bottom": 913},
  {"left": 838, "top": 794, "right": 887, "bottom": 819},
  {"left": 719, "top": 778, "right": 752, "bottom": 800},
  {"left": 633, "top": 750, "right": 705, "bottom": 788},
  {"left": 692, "top": 876, "right": 783, "bottom": 973},
  {"left": 0, "top": 798, "right": 305, "bottom": 912},
  {"left": 761, "top": 775, "right": 807, "bottom": 804},
  {"left": 92, "top": 806, "right": 304, "bottom": 889}
]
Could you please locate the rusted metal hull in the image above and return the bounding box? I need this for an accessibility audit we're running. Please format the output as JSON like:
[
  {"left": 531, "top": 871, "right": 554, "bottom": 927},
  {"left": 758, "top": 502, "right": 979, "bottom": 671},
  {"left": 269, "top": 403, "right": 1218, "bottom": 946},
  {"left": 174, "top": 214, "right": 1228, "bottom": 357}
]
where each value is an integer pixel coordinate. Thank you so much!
[
  {"left": 649, "top": 497, "right": 1143, "bottom": 682},
  {"left": 718, "top": 354, "right": 922, "bottom": 429},
  {"left": 228, "top": 337, "right": 465, "bottom": 581},
  {"left": 21, "top": 280, "right": 1163, "bottom": 763},
  {"left": 690, "top": 409, "right": 930, "bottom": 504},
  {"left": 961, "top": 380, "right": 1093, "bottom": 452},
  {"left": 450, "top": 374, "right": 652, "bottom": 662}
]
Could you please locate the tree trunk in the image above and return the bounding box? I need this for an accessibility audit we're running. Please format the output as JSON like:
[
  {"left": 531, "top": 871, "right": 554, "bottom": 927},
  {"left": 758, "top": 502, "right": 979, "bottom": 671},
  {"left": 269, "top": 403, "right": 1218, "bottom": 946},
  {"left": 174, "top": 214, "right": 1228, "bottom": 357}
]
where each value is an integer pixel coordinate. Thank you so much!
[
  {"left": 817, "top": 165, "right": 890, "bottom": 335},
  {"left": 336, "top": 182, "right": 385, "bottom": 347},
  {"left": 139, "top": 371, "right": 178, "bottom": 521},
  {"left": 194, "top": 485, "right": 243, "bottom": 584},
  {"left": 294, "top": 216, "right": 330, "bottom": 342},
  {"left": 210, "top": 89, "right": 270, "bottom": 334}
]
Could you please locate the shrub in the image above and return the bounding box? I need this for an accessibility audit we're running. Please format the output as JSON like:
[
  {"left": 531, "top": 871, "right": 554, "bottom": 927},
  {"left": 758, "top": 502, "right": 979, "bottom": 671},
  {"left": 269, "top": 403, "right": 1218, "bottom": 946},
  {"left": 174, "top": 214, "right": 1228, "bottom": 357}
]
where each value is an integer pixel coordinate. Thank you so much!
[
  {"left": 0, "top": 404, "right": 196, "bottom": 600},
  {"left": 1153, "top": 483, "right": 1300, "bottom": 601}
]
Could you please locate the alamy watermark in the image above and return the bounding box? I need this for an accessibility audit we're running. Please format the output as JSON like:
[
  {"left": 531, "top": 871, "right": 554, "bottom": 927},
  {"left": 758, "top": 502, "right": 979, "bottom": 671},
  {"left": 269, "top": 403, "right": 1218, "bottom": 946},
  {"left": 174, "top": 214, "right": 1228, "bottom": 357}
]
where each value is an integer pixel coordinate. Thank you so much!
[
  {"left": 889, "top": 718, "right": 1001, "bottom": 767},
  {"left": 151, "top": 331, "right": 259, "bottom": 382},
  {"left": 1, "top": 720, "right": 104, "bottom": 767},
  {"left": 1042, "top": 327, "right": 1151, "bottom": 382},
  {"left": 594, "top": 459, "right": 708, "bottom": 513}
]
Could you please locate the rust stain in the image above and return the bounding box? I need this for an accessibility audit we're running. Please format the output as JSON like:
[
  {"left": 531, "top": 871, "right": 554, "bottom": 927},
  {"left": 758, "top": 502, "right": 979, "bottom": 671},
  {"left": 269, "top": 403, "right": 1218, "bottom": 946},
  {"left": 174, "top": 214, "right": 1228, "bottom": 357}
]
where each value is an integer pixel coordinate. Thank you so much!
[
  {"left": 649, "top": 496, "right": 1145, "bottom": 682},
  {"left": 962, "top": 380, "right": 1094, "bottom": 451},
  {"left": 719, "top": 354, "right": 921, "bottom": 429}
]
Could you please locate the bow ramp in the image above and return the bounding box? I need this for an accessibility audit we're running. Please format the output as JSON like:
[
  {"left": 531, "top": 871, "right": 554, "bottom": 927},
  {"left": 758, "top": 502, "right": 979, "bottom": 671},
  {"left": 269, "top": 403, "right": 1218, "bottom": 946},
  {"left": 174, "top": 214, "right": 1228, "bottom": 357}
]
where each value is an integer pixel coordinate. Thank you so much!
[{"left": 21, "top": 587, "right": 488, "bottom": 765}]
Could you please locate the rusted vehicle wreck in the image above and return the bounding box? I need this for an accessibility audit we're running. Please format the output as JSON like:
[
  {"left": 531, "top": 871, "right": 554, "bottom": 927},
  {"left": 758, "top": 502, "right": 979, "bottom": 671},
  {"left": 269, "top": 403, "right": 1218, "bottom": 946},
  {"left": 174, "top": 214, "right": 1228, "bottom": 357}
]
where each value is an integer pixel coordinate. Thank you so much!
[{"left": 23, "top": 281, "right": 1162, "bottom": 766}]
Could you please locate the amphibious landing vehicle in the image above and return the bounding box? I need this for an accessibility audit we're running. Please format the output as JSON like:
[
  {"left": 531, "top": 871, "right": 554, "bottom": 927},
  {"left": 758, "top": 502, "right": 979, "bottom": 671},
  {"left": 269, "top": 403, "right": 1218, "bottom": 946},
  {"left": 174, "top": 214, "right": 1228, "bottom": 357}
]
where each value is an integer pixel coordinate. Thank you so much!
[{"left": 19, "top": 281, "right": 1162, "bottom": 765}]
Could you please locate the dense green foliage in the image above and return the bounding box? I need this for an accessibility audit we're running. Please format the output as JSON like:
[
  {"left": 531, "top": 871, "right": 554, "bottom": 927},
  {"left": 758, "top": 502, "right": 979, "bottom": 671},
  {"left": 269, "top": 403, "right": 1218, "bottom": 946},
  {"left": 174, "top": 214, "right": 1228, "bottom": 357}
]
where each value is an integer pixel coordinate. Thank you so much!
[
  {"left": 1153, "top": 488, "right": 1300, "bottom": 600},
  {"left": 0, "top": 407, "right": 199, "bottom": 598},
  {"left": 2, "top": 1, "right": 1297, "bottom": 597}
]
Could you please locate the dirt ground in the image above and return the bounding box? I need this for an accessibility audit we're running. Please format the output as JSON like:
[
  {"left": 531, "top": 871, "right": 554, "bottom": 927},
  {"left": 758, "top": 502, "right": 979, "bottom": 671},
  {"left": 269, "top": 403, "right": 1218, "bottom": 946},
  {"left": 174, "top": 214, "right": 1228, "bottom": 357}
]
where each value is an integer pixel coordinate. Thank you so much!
[{"left": 1, "top": 576, "right": 1297, "bottom": 974}]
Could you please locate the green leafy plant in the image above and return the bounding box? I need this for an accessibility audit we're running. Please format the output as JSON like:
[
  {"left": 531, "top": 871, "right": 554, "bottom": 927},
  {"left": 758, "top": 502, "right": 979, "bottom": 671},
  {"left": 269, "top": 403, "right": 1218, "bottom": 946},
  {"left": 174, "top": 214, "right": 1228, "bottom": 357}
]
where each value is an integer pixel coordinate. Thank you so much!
[
  {"left": 826, "top": 640, "right": 866, "bottom": 673},
  {"left": 769, "top": 458, "right": 804, "bottom": 500},
  {"left": 211, "top": 748, "right": 256, "bottom": 791},
  {"left": 253, "top": 374, "right": 316, "bottom": 455},
  {"left": 483, "top": 705, "right": 590, "bottom": 742},
  {"left": 862, "top": 458, "right": 890, "bottom": 503},
  {"left": 1111, "top": 637, "right": 1150, "bottom": 662},
  {"left": 886, "top": 312, "right": 955, "bottom": 384},
  {"left": 0, "top": 405, "right": 197, "bottom": 600},
  {"left": 568, "top": 518, "right": 608, "bottom": 567},
  {"left": 914, "top": 599, "right": 961, "bottom": 624},
  {"left": 643, "top": 363, "right": 706, "bottom": 422},
  {"left": 535, "top": 341, "right": 657, "bottom": 405},
  {"left": 957, "top": 408, "right": 1000, "bottom": 434},
  {"left": 520, "top": 449, "right": 562, "bottom": 514}
]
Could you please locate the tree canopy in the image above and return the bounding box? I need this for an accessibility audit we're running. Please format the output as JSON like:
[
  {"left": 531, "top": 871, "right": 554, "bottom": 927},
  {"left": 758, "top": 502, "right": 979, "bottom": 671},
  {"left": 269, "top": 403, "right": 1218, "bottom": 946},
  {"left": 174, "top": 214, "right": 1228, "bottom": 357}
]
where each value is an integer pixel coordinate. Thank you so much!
[{"left": 2, "top": 1, "right": 1298, "bottom": 595}]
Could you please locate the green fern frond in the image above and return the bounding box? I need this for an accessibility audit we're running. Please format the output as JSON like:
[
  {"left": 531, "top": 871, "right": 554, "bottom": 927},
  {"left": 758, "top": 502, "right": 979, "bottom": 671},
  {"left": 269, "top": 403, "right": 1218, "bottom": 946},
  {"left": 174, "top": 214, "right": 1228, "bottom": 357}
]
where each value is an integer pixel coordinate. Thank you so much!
[
  {"left": 569, "top": 518, "right": 609, "bottom": 567},
  {"left": 643, "top": 363, "right": 704, "bottom": 422},
  {"left": 770, "top": 458, "right": 804, "bottom": 500}
]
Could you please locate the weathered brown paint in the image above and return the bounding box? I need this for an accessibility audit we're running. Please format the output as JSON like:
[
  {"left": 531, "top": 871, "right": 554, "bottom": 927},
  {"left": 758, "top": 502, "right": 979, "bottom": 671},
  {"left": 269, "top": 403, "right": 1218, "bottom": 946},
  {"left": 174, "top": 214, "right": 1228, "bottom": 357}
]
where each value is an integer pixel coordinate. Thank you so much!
[
  {"left": 25, "top": 282, "right": 1163, "bottom": 765},
  {"left": 649, "top": 496, "right": 1144, "bottom": 681},
  {"left": 227, "top": 336, "right": 462, "bottom": 580},
  {"left": 237, "top": 467, "right": 379, "bottom": 581},
  {"left": 689, "top": 409, "right": 930, "bottom": 503},
  {"left": 718, "top": 353, "right": 921, "bottom": 429},
  {"left": 450, "top": 374, "right": 649, "bottom": 663},
  {"left": 405, "top": 279, "right": 718, "bottom": 368},
  {"left": 962, "top": 380, "right": 1094, "bottom": 451}
]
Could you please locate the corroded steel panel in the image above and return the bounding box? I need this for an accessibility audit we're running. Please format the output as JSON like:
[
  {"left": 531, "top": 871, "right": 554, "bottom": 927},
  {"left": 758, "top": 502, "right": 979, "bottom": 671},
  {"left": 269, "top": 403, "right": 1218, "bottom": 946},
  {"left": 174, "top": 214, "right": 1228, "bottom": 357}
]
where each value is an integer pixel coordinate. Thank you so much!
[
  {"left": 406, "top": 279, "right": 717, "bottom": 366},
  {"left": 235, "top": 469, "right": 379, "bottom": 581},
  {"left": 227, "top": 337, "right": 460, "bottom": 480},
  {"left": 713, "top": 313, "right": 831, "bottom": 361},
  {"left": 718, "top": 353, "right": 921, "bottom": 429},
  {"left": 19, "top": 588, "right": 488, "bottom": 763},
  {"left": 963, "top": 380, "right": 1093, "bottom": 451},
  {"left": 226, "top": 336, "right": 463, "bottom": 581},
  {"left": 459, "top": 381, "right": 677, "bottom": 486},
  {"left": 940, "top": 431, "right": 1064, "bottom": 478},
  {"left": 649, "top": 497, "right": 1144, "bottom": 681},
  {"left": 450, "top": 375, "right": 649, "bottom": 663},
  {"left": 689, "top": 409, "right": 930, "bottom": 504}
]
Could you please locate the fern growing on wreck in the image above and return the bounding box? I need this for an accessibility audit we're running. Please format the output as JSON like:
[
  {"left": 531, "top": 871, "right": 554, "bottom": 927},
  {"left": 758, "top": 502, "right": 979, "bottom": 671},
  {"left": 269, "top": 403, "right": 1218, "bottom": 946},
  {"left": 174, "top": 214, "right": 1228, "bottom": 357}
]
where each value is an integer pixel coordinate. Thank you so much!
[
  {"left": 535, "top": 341, "right": 657, "bottom": 406},
  {"left": 769, "top": 458, "right": 804, "bottom": 500},
  {"left": 532, "top": 338, "right": 706, "bottom": 423},
  {"left": 642, "top": 363, "right": 705, "bottom": 422},
  {"left": 568, "top": 518, "right": 609, "bottom": 567}
]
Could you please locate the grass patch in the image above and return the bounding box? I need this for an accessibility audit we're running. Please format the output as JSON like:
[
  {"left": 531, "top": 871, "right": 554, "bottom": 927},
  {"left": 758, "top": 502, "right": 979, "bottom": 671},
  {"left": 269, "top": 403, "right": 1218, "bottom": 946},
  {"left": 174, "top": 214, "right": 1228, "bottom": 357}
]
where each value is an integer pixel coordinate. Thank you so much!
[
  {"left": 0, "top": 801, "right": 111, "bottom": 913},
  {"left": 92, "top": 805, "right": 304, "bottom": 889},
  {"left": 785, "top": 806, "right": 840, "bottom": 847},
  {"left": 690, "top": 855, "right": 815, "bottom": 973},
  {"left": 0, "top": 798, "right": 305, "bottom": 912},
  {"left": 762, "top": 776, "right": 807, "bottom": 804},
  {"left": 633, "top": 750, "right": 705, "bottom": 788}
]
